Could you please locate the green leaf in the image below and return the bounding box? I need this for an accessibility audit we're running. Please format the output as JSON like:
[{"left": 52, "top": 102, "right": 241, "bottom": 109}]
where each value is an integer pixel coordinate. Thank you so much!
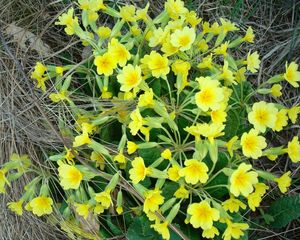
[
  {"left": 127, "top": 215, "right": 161, "bottom": 240},
  {"left": 138, "top": 148, "right": 161, "bottom": 166},
  {"left": 205, "top": 172, "right": 228, "bottom": 198},
  {"left": 106, "top": 215, "right": 123, "bottom": 236},
  {"left": 268, "top": 195, "right": 300, "bottom": 228}
]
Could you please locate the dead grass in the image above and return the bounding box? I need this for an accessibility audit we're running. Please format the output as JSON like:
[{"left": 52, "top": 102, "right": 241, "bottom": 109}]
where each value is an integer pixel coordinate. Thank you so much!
[{"left": 0, "top": 0, "right": 299, "bottom": 239}]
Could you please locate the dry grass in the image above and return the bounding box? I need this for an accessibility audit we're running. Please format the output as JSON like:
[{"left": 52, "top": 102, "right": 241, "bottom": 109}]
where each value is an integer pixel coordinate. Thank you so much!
[{"left": 0, "top": 0, "right": 299, "bottom": 239}]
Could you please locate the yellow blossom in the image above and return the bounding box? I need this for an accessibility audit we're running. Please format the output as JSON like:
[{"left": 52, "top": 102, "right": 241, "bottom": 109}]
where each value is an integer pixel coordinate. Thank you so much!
[
  {"left": 90, "top": 151, "right": 105, "bottom": 170},
  {"left": 97, "top": 26, "right": 111, "bottom": 39},
  {"left": 222, "top": 196, "right": 246, "bottom": 213},
  {"left": 108, "top": 38, "right": 131, "bottom": 67},
  {"left": 170, "top": 26, "right": 196, "bottom": 51},
  {"left": 246, "top": 51, "right": 260, "bottom": 73},
  {"left": 243, "top": 26, "right": 255, "bottom": 43},
  {"left": 230, "top": 163, "right": 258, "bottom": 197},
  {"left": 270, "top": 84, "right": 282, "bottom": 97},
  {"left": 248, "top": 101, "right": 278, "bottom": 133},
  {"left": 151, "top": 221, "right": 170, "bottom": 240},
  {"left": 144, "top": 188, "right": 164, "bottom": 213},
  {"left": 223, "top": 221, "right": 249, "bottom": 240},
  {"left": 94, "top": 53, "right": 117, "bottom": 76},
  {"left": 185, "top": 11, "right": 202, "bottom": 27},
  {"left": 213, "top": 42, "right": 229, "bottom": 56},
  {"left": 195, "top": 77, "right": 224, "bottom": 112},
  {"left": 220, "top": 18, "right": 238, "bottom": 33},
  {"left": 287, "top": 106, "right": 300, "bottom": 123},
  {"left": 58, "top": 164, "right": 83, "bottom": 190},
  {"left": 287, "top": 136, "right": 300, "bottom": 162},
  {"left": 235, "top": 67, "right": 246, "bottom": 82},
  {"left": 49, "top": 91, "right": 68, "bottom": 103},
  {"left": 161, "top": 34, "right": 179, "bottom": 56},
  {"left": 74, "top": 203, "right": 90, "bottom": 219},
  {"left": 165, "top": 0, "right": 188, "bottom": 20},
  {"left": 94, "top": 204, "right": 105, "bottom": 214},
  {"left": 127, "top": 141, "right": 138, "bottom": 154},
  {"left": 78, "top": 0, "right": 106, "bottom": 11},
  {"left": 116, "top": 206, "right": 123, "bottom": 214},
  {"left": 149, "top": 28, "right": 166, "bottom": 47},
  {"left": 55, "top": 66, "right": 64, "bottom": 76},
  {"left": 172, "top": 60, "right": 191, "bottom": 76},
  {"left": 168, "top": 165, "right": 181, "bottom": 181},
  {"left": 174, "top": 185, "right": 189, "bottom": 199},
  {"left": 128, "top": 108, "right": 146, "bottom": 136},
  {"left": 31, "top": 62, "right": 47, "bottom": 92},
  {"left": 187, "top": 200, "right": 220, "bottom": 230},
  {"left": 283, "top": 61, "right": 300, "bottom": 87},
  {"left": 197, "top": 39, "right": 209, "bottom": 52},
  {"left": 161, "top": 149, "right": 172, "bottom": 160},
  {"left": 197, "top": 122, "right": 225, "bottom": 143},
  {"left": 198, "top": 54, "right": 213, "bottom": 69},
  {"left": 119, "top": 5, "right": 136, "bottom": 22},
  {"left": 211, "top": 108, "right": 227, "bottom": 124},
  {"left": 29, "top": 196, "right": 53, "bottom": 216},
  {"left": 55, "top": 8, "right": 79, "bottom": 35},
  {"left": 7, "top": 200, "right": 24, "bottom": 215},
  {"left": 147, "top": 51, "right": 170, "bottom": 79},
  {"left": 73, "top": 132, "right": 91, "bottom": 147},
  {"left": 179, "top": 159, "right": 209, "bottom": 185},
  {"left": 117, "top": 64, "right": 142, "bottom": 92},
  {"left": 226, "top": 136, "right": 239, "bottom": 157},
  {"left": 95, "top": 190, "right": 112, "bottom": 208},
  {"left": 138, "top": 89, "right": 154, "bottom": 108},
  {"left": 0, "top": 169, "right": 9, "bottom": 193},
  {"left": 274, "top": 109, "right": 288, "bottom": 132},
  {"left": 275, "top": 171, "right": 291, "bottom": 193},
  {"left": 129, "top": 157, "right": 149, "bottom": 184},
  {"left": 202, "top": 226, "right": 220, "bottom": 239},
  {"left": 241, "top": 129, "right": 267, "bottom": 159},
  {"left": 135, "top": 3, "right": 149, "bottom": 22}
]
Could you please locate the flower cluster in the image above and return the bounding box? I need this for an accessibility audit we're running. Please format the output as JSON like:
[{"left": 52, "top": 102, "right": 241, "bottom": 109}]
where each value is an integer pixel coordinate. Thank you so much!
[{"left": 3, "top": 0, "right": 300, "bottom": 239}]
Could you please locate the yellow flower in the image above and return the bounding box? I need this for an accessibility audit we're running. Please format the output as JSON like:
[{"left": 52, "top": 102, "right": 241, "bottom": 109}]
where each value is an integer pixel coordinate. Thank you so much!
[
  {"left": 172, "top": 60, "right": 191, "bottom": 76},
  {"left": 247, "top": 192, "right": 262, "bottom": 211},
  {"left": 78, "top": 0, "right": 106, "bottom": 11},
  {"left": 90, "top": 151, "right": 105, "bottom": 170},
  {"left": 149, "top": 27, "right": 166, "bottom": 47},
  {"left": 283, "top": 61, "right": 300, "bottom": 87},
  {"left": 287, "top": 136, "right": 300, "bottom": 162},
  {"left": 287, "top": 106, "right": 300, "bottom": 124},
  {"left": 179, "top": 159, "right": 209, "bottom": 185},
  {"left": 195, "top": 77, "right": 224, "bottom": 112},
  {"left": 226, "top": 136, "right": 239, "bottom": 157},
  {"left": 240, "top": 129, "right": 267, "bottom": 159},
  {"left": 114, "top": 152, "right": 126, "bottom": 164},
  {"left": 73, "top": 132, "right": 91, "bottom": 147},
  {"left": 144, "top": 188, "right": 164, "bottom": 213},
  {"left": 135, "top": 3, "right": 149, "bottom": 22},
  {"left": 222, "top": 196, "right": 246, "bottom": 213},
  {"left": 0, "top": 169, "right": 9, "bottom": 193},
  {"left": 243, "top": 26, "right": 255, "bottom": 43},
  {"left": 161, "top": 149, "right": 172, "bottom": 160},
  {"left": 230, "top": 163, "right": 258, "bottom": 197},
  {"left": 221, "top": 61, "right": 235, "bottom": 85},
  {"left": 97, "top": 26, "right": 111, "bottom": 39},
  {"left": 74, "top": 203, "right": 90, "bottom": 219},
  {"left": 197, "top": 122, "right": 225, "bottom": 143},
  {"left": 274, "top": 109, "right": 288, "bottom": 132},
  {"left": 198, "top": 54, "right": 213, "bottom": 69},
  {"left": 130, "top": 25, "right": 141, "bottom": 36},
  {"left": 246, "top": 51, "right": 260, "bottom": 73},
  {"left": 174, "top": 185, "right": 189, "bottom": 199},
  {"left": 128, "top": 108, "right": 145, "bottom": 136},
  {"left": 127, "top": 141, "right": 138, "bottom": 154},
  {"left": 31, "top": 62, "right": 47, "bottom": 92},
  {"left": 161, "top": 35, "right": 179, "bottom": 56},
  {"left": 116, "top": 206, "right": 123, "bottom": 214},
  {"left": 55, "top": 8, "right": 79, "bottom": 35},
  {"left": 94, "top": 53, "right": 117, "bottom": 76},
  {"left": 117, "top": 64, "right": 142, "bottom": 92},
  {"left": 197, "top": 39, "right": 209, "bottom": 52},
  {"left": 211, "top": 108, "right": 227, "bottom": 124},
  {"left": 29, "top": 196, "right": 53, "bottom": 216},
  {"left": 220, "top": 18, "right": 238, "bottom": 33},
  {"left": 223, "top": 221, "right": 249, "bottom": 240},
  {"left": 138, "top": 89, "right": 154, "bottom": 108},
  {"left": 165, "top": 0, "right": 188, "bottom": 20},
  {"left": 147, "top": 51, "right": 170, "bottom": 79},
  {"left": 94, "top": 204, "right": 105, "bottom": 214},
  {"left": 108, "top": 38, "right": 131, "bottom": 67},
  {"left": 151, "top": 221, "right": 170, "bottom": 240},
  {"left": 235, "top": 67, "right": 246, "bottom": 82},
  {"left": 185, "top": 11, "right": 202, "bottom": 28},
  {"left": 49, "top": 91, "right": 68, "bottom": 103},
  {"left": 170, "top": 26, "right": 196, "bottom": 51},
  {"left": 129, "top": 157, "right": 149, "bottom": 184},
  {"left": 119, "top": 5, "right": 136, "bottom": 22},
  {"left": 187, "top": 200, "right": 220, "bottom": 230},
  {"left": 275, "top": 171, "right": 291, "bottom": 193},
  {"left": 95, "top": 190, "right": 112, "bottom": 208},
  {"left": 248, "top": 101, "right": 278, "bottom": 133},
  {"left": 55, "top": 66, "right": 64, "bottom": 76},
  {"left": 202, "top": 226, "right": 219, "bottom": 239},
  {"left": 270, "top": 84, "right": 282, "bottom": 97},
  {"left": 7, "top": 200, "right": 23, "bottom": 215},
  {"left": 168, "top": 165, "right": 181, "bottom": 181},
  {"left": 58, "top": 164, "right": 83, "bottom": 190},
  {"left": 213, "top": 42, "right": 229, "bottom": 56}
]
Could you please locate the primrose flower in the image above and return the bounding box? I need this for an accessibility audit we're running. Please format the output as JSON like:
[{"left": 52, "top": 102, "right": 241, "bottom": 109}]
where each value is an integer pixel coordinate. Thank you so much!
[
  {"left": 108, "top": 38, "right": 131, "bottom": 67},
  {"left": 29, "top": 196, "right": 53, "bottom": 216},
  {"left": 246, "top": 51, "right": 260, "bottom": 73},
  {"left": 197, "top": 122, "right": 225, "bottom": 143},
  {"left": 143, "top": 188, "right": 164, "bottom": 213},
  {"left": 74, "top": 203, "right": 90, "bottom": 219},
  {"left": 31, "top": 62, "right": 47, "bottom": 92},
  {"left": 213, "top": 42, "right": 229, "bottom": 56},
  {"left": 270, "top": 84, "right": 282, "bottom": 97},
  {"left": 243, "top": 26, "right": 255, "bottom": 43},
  {"left": 55, "top": 8, "right": 79, "bottom": 35},
  {"left": 95, "top": 190, "right": 112, "bottom": 208},
  {"left": 73, "top": 132, "right": 91, "bottom": 147},
  {"left": 211, "top": 108, "right": 227, "bottom": 124},
  {"left": 168, "top": 165, "right": 181, "bottom": 181},
  {"left": 151, "top": 221, "right": 170, "bottom": 240},
  {"left": 138, "top": 89, "right": 154, "bottom": 108},
  {"left": 165, "top": 0, "right": 188, "bottom": 20},
  {"left": 97, "top": 26, "right": 111, "bottom": 38},
  {"left": 127, "top": 141, "right": 138, "bottom": 154},
  {"left": 117, "top": 64, "right": 142, "bottom": 92},
  {"left": 222, "top": 196, "right": 246, "bottom": 213},
  {"left": 174, "top": 185, "right": 189, "bottom": 199},
  {"left": 187, "top": 200, "right": 220, "bottom": 230},
  {"left": 94, "top": 53, "right": 117, "bottom": 76},
  {"left": 170, "top": 26, "right": 196, "bottom": 51},
  {"left": 283, "top": 61, "right": 300, "bottom": 87},
  {"left": 58, "top": 164, "right": 83, "bottom": 190},
  {"left": 220, "top": 18, "right": 238, "bottom": 33},
  {"left": 129, "top": 157, "right": 149, "bottom": 184},
  {"left": 275, "top": 171, "right": 292, "bottom": 193},
  {"left": 7, "top": 200, "right": 24, "bottom": 215},
  {"left": 146, "top": 51, "right": 170, "bottom": 79},
  {"left": 90, "top": 151, "right": 105, "bottom": 170},
  {"left": 0, "top": 169, "right": 9, "bottom": 193},
  {"left": 198, "top": 54, "right": 213, "bottom": 69},
  {"left": 230, "top": 163, "right": 258, "bottom": 197},
  {"left": 119, "top": 5, "right": 136, "bottom": 22},
  {"left": 202, "top": 226, "right": 220, "bottom": 239},
  {"left": 161, "top": 149, "right": 172, "bottom": 160},
  {"left": 248, "top": 101, "right": 278, "bottom": 133},
  {"left": 287, "top": 106, "right": 300, "bottom": 123},
  {"left": 223, "top": 220, "right": 249, "bottom": 240},
  {"left": 240, "top": 129, "right": 267, "bottom": 159},
  {"left": 286, "top": 136, "right": 300, "bottom": 163},
  {"left": 274, "top": 109, "right": 288, "bottom": 132},
  {"left": 179, "top": 159, "right": 209, "bottom": 185},
  {"left": 128, "top": 108, "right": 146, "bottom": 136},
  {"left": 185, "top": 11, "right": 202, "bottom": 28},
  {"left": 195, "top": 77, "right": 224, "bottom": 112},
  {"left": 148, "top": 28, "right": 166, "bottom": 47}
]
